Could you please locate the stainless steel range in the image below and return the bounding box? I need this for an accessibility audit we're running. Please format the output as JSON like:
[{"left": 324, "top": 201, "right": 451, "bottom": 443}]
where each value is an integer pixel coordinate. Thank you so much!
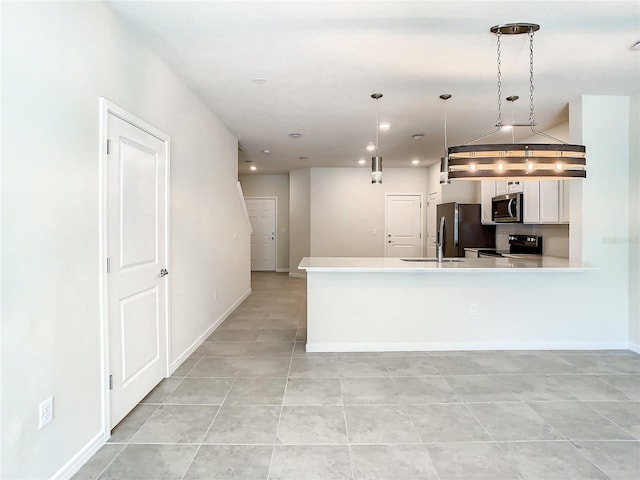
[{"left": 477, "top": 234, "right": 543, "bottom": 258}]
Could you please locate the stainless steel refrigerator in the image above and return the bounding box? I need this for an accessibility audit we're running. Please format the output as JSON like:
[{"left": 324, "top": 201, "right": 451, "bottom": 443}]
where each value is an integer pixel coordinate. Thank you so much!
[{"left": 436, "top": 203, "right": 496, "bottom": 257}]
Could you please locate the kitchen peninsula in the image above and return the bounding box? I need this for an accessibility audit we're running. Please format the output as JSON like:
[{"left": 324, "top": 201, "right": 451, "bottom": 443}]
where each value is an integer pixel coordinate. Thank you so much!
[{"left": 298, "top": 256, "right": 609, "bottom": 353}]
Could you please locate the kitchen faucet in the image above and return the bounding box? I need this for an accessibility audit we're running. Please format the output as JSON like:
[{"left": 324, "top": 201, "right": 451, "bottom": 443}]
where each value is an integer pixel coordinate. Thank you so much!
[{"left": 437, "top": 216, "right": 445, "bottom": 263}]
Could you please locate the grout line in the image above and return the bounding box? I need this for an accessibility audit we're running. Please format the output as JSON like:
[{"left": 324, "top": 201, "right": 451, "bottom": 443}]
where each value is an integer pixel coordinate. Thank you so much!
[
  {"left": 93, "top": 442, "right": 126, "bottom": 480},
  {"left": 266, "top": 336, "right": 296, "bottom": 478}
]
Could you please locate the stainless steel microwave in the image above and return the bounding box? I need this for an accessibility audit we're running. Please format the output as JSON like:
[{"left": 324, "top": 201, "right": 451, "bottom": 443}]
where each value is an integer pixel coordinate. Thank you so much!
[{"left": 492, "top": 192, "right": 523, "bottom": 223}]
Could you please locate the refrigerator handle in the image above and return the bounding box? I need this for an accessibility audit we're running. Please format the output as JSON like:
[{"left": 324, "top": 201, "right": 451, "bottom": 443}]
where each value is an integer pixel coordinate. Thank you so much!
[{"left": 454, "top": 204, "right": 460, "bottom": 246}]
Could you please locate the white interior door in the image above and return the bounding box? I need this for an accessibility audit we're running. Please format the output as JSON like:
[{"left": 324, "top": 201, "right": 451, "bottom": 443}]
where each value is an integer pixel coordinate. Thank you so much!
[
  {"left": 426, "top": 192, "right": 438, "bottom": 257},
  {"left": 107, "top": 112, "right": 169, "bottom": 428},
  {"left": 385, "top": 194, "right": 423, "bottom": 257},
  {"left": 246, "top": 197, "right": 276, "bottom": 271}
]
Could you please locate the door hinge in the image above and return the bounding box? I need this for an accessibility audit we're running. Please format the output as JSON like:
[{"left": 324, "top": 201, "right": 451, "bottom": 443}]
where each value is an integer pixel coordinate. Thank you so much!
[
  {"left": 106, "top": 139, "right": 111, "bottom": 155},
  {"left": 109, "top": 375, "right": 113, "bottom": 390},
  {"left": 106, "top": 257, "right": 110, "bottom": 273}
]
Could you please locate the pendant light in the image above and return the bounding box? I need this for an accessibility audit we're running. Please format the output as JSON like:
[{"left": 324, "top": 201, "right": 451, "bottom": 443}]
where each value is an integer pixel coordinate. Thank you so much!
[
  {"left": 439, "top": 94, "right": 452, "bottom": 185},
  {"left": 370, "top": 93, "right": 383, "bottom": 184},
  {"left": 447, "top": 23, "right": 586, "bottom": 180}
]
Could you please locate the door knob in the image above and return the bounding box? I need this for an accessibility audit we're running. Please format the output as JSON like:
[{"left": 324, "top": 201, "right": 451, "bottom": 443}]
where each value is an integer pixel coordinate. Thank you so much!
[{"left": 159, "top": 268, "right": 169, "bottom": 277}]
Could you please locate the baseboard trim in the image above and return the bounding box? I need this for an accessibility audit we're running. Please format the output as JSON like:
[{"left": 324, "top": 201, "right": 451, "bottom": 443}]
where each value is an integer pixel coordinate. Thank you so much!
[
  {"left": 170, "top": 287, "right": 251, "bottom": 373},
  {"left": 629, "top": 341, "right": 640, "bottom": 354},
  {"left": 288, "top": 272, "right": 306, "bottom": 279},
  {"left": 305, "top": 341, "right": 632, "bottom": 353},
  {"left": 50, "top": 431, "right": 104, "bottom": 480},
  {"left": 276, "top": 268, "right": 290, "bottom": 273}
]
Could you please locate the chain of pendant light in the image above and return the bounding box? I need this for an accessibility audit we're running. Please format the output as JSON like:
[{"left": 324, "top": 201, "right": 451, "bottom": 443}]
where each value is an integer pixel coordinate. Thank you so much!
[
  {"left": 528, "top": 27, "right": 535, "bottom": 126},
  {"left": 495, "top": 26, "right": 537, "bottom": 128}
]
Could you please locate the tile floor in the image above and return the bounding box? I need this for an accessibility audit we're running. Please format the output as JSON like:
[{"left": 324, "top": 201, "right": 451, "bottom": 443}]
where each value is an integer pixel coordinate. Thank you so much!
[{"left": 74, "top": 272, "right": 640, "bottom": 480}]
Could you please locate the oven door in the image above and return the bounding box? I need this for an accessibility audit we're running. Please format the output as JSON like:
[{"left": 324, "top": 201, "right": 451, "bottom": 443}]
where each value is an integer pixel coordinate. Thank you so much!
[{"left": 492, "top": 193, "right": 523, "bottom": 223}]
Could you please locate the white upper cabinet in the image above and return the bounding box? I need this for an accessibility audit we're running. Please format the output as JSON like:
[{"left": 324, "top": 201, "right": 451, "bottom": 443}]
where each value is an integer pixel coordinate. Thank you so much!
[
  {"left": 482, "top": 180, "right": 566, "bottom": 225},
  {"left": 480, "top": 181, "right": 496, "bottom": 224},
  {"left": 496, "top": 180, "right": 524, "bottom": 195},
  {"left": 539, "top": 181, "right": 560, "bottom": 223},
  {"left": 495, "top": 181, "right": 508, "bottom": 196},
  {"left": 523, "top": 181, "right": 540, "bottom": 223},
  {"left": 560, "top": 180, "right": 570, "bottom": 224}
]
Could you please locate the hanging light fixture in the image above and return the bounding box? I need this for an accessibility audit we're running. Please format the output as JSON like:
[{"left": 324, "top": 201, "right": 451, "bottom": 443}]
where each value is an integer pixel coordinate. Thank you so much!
[
  {"left": 439, "top": 94, "right": 452, "bottom": 185},
  {"left": 370, "top": 93, "right": 383, "bottom": 184},
  {"left": 447, "top": 23, "right": 586, "bottom": 180}
]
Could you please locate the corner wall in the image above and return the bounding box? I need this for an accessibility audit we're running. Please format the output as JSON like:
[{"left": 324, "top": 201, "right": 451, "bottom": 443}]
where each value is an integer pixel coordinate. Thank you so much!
[
  {"left": 569, "top": 95, "right": 630, "bottom": 346},
  {"left": 1, "top": 2, "right": 250, "bottom": 478},
  {"left": 629, "top": 94, "right": 640, "bottom": 350},
  {"left": 289, "top": 169, "right": 311, "bottom": 277}
]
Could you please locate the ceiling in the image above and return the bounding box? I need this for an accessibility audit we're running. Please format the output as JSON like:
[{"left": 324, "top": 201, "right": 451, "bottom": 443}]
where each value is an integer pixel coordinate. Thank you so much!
[{"left": 109, "top": 1, "right": 640, "bottom": 175}]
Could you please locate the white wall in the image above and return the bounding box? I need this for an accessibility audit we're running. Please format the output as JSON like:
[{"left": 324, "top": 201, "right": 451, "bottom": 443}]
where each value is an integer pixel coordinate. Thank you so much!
[
  {"left": 629, "top": 94, "right": 640, "bottom": 350},
  {"left": 310, "top": 167, "right": 428, "bottom": 257},
  {"left": 0, "top": 2, "right": 250, "bottom": 479},
  {"left": 289, "top": 168, "right": 311, "bottom": 277},
  {"left": 569, "top": 95, "right": 630, "bottom": 344},
  {"left": 239, "top": 174, "right": 290, "bottom": 271}
]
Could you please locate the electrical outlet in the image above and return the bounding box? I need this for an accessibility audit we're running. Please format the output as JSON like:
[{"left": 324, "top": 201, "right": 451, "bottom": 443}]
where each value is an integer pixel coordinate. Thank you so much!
[
  {"left": 470, "top": 304, "right": 478, "bottom": 316},
  {"left": 38, "top": 396, "right": 53, "bottom": 429}
]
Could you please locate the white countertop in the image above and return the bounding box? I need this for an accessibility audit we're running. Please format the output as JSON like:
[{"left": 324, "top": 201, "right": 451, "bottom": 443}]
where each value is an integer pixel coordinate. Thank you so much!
[{"left": 299, "top": 256, "right": 586, "bottom": 272}]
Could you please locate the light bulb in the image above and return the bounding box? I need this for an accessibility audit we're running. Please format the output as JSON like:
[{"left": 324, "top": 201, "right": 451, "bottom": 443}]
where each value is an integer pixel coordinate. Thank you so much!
[
  {"left": 366, "top": 142, "right": 376, "bottom": 152},
  {"left": 379, "top": 122, "right": 391, "bottom": 132},
  {"left": 249, "top": 165, "right": 257, "bottom": 171},
  {"left": 358, "top": 159, "right": 366, "bottom": 165},
  {"left": 497, "top": 162, "right": 505, "bottom": 172},
  {"left": 556, "top": 163, "right": 563, "bottom": 170},
  {"left": 469, "top": 163, "right": 477, "bottom": 172}
]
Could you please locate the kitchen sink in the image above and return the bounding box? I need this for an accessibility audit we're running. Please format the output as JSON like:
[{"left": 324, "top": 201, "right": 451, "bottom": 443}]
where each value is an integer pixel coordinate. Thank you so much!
[{"left": 400, "top": 258, "right": 465, "bottom": 263}]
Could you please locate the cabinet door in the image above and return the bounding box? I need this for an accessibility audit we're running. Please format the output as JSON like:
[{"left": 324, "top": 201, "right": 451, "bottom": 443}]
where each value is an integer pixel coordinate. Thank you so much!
[
  {"left": 540, "top": 181, "right": 560, "bottom": 223},
  {"left": 523, "top": 181, "right": 540, "bottom": 223},
  {"left": 560, "top": 180, "right": 570, "bottom": 223},
  {"left": 495, "top": 181, "right": 508, "bottom": 196},
  {"left": 480, "top": 181, "right": 495, "bottom": 224},
  {"left": 508, "top": 180, "right": 524, "bottom": 193}
]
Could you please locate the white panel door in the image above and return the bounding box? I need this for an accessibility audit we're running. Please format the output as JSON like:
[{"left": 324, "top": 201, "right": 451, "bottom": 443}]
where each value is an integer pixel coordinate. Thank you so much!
[
  {"left": 386, "top": 194, "right": 422, "bottom": 257},
  {"left": 107, "top": 113, "right": 168, "bottom": 428},
  {"left": 426, "top": 192, "right": 438, "bottom": 257},
  {"left": 246, "top": 198, "right": 276, "bottom": 271}
]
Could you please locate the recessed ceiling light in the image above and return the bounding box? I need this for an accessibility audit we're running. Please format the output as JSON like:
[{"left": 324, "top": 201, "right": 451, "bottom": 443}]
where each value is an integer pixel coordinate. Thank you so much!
[
  {"left": 289, "top": 133, "right": 302, "bottom": 138},
  {"left": 299, "top": 156, "right": 308, "bottom": 160},
  {"left": 358, "top": 158, "right": 366, "bottom": 165},
  {"left": 251, "top": 78, "right": 267, "bottom": 83},
  {"left": 366, "top": 142, "right": 376, "bottom": 152},
  {"left": 412, "top": 134, "right": 425, "bottom": 140},
  {"left": 249, "top": 165, "right": 257, "bottom": 171},
  {"left": 379, "top": 122, "right": 391, "bottom": 132},
  {"left": 411, "top": 159, "right": 420, "bottom": 165},
  {"left": 262, "top": 149, "right": 271, "bottom": 154}
]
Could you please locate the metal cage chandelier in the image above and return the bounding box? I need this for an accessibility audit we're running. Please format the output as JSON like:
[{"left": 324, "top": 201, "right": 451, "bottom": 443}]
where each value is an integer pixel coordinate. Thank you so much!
[{"left": 446, "top": 23, "right": 586, "bottom": 181}]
